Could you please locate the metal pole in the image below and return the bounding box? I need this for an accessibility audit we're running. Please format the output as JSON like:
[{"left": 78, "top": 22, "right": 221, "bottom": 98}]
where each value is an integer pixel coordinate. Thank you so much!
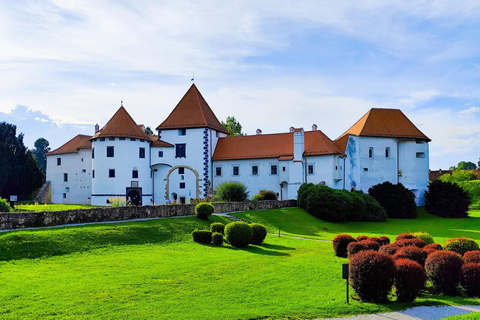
[{"left": 346, "top": 279, "right": 349, "bottom": 304}]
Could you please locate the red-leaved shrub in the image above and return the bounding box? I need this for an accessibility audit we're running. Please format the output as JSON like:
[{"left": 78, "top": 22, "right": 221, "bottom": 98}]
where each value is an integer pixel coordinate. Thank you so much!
[
  {"left": 379, "top": 243, "right": 400, "bottom": 256},
  {"left": 349, "top": 250, "right": 395, "bottom": 302},
  {"left": 333, "top": 234, "right": 356, "bottom": 258},
  {"left": 394, "top": 246, "right": 428, "bottom": 266},
  {"left": 378, "top": 236, "right": 391, "bottom": 246},
  {"left": 356, "top": 235, "right": 369, "bottom": 241},
  {"left": 464, "top": 251, "right": 480, "bottom": 264},
  {"left": 425, "top": 250, "right": 464, "bottom": 295},
  {"left": 395, "top": 233, "right": 416, "bottom": 241},
  {"left": 369, "top": 237, "right": 381, "bottom": 245},
  {"left": 423, "top": 243, "right": 443, "bottom": 256},
  {"left": 395, "top": 238, "right": 426, "bottom": 248},
  {"left": 394, "top": 259, "right": 426, "bottom": 302},
  {"left": 460, "top": 263, "right": 480, "bottom": 297},
  {"left": 347, "top": 240, "right": 380, "bottom": 257}
]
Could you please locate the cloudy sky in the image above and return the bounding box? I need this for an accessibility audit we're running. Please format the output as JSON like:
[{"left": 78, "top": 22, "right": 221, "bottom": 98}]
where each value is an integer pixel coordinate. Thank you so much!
[{"left": 1, "top": 1, "right": 480, "bottom": 170}]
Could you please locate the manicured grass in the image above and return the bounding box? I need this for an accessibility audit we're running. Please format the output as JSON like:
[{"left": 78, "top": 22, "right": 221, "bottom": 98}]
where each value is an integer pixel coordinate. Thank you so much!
[
  {"left": 15, "top": 203, "right": 100, "bottom": 212},
  {"left": 234, "top": 207, "right": 480, "bottom": 244}
]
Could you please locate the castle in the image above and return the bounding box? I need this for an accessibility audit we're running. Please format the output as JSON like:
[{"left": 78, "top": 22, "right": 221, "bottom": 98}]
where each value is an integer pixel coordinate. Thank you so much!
[{"left": 46, "top": 84, "right": 430, "bottom": 206}]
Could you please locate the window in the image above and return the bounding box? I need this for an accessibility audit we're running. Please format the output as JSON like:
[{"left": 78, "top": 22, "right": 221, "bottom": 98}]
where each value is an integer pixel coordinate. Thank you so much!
[
  {"left": 364, "top": 167, "right": 369, "bottom": 171},
  {"left": 178, "top": 167, "right": 185, "bottom": 174},
  {"left": 175, "top": 144, "right": 186, "bottom": 158},
  {"left": 132, "top": 170, "right": 138, "bottom": 179},
  {"left": 82, "top": 169, "right": 86, "bottom": 173},
  {"left": 368, "top": 147, "right": 374, "bottom": 159},
  {"left": 57, "top": 158, "right": 61, "bottom": 166},
  {"left": 308, "top": 165, "right": 314, "bottom": 175},
  {"left": 63, "top": 173, "right": 68, "bottom": 182},
  {"left": 215, "top": 167, "right": 222, "bottom": 176},
  {"left": 139, "top": 147, "right": 145, "bottom": 158},
  {"left": 140, "top": 139, "right": 144, "bottom": 142},
  {"left": 283, "top": 166, "right": 286, "bottom": 172},
  {"left": 107, "top": 146, "right": 114, "bottom": 157},
  {"left": 158, "top": 151, "right": 163, "bottom": 157},
  {"left": 385, "top": 147, "right": 390, "bottom": 158},
  {"left": 100, "top": 137, "right": 105, "bottom": 141},
  {"left": 252, "top": 166, "right": 258, "bottom": 176},
  {"left": 180, "top": 182, "right": 185, "bottom": 189},
  {"left": 130, "top": 138, "right": 136, "bottom": 141},
  {"left": 109, "top": 169, "right": 115, "bottom": 178},
  {"left": 416, "top": 152, "right": 425, "bottom": 158},
  {"left": 81, "top": 158, "right": 83, "bottom": 162},
  {"left": 271, "top": 165, "right": 277, "bottom": 175},
  {"left": 92, "top": 148, "right": 94, "bottom": 159},
  {"left": 178, "top": 129, "right": 186, "bottom": 136},
  {"left": 109, "top": 137, "right": 115, "bottom": 141},
  {"left": 63, "top": 193, "right": 66, "bottom": 199},
  {"left": 92, "top": 170, "right": 95, "bottom": 178},
  {"left": 119, "top": 137, "right": 125, "bottom": 140},
  {"left": 233, "top": 166, "right": 239, "bottom": 176}
]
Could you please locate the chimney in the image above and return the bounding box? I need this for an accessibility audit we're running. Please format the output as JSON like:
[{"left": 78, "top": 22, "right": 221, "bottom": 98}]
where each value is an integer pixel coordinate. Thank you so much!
[
  {"left": 95, "top": 124, "right": 100, "bottom": 133},
  {"left": 312, "top": 124, "right": 318, "bottom": 131},
  {"left": 293, "top": 128, "right": 305, "bottom": 161},
  {"left": 256, "top": 129, "right": 262, "bottom": 135}
]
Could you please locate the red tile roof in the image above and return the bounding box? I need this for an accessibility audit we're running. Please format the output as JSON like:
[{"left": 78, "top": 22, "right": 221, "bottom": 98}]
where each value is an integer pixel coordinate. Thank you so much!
[
  {"left": 212, "top": 130, "right": 344, "bottom": 161},
  {"left": 150, "top": 135, "right": 174, "bottom": 147},
  {"left": 156, "top": 84, "right": 228, "bottom": 134},
  {"left": 46, "top": 134, "right": 92, "bottom": 155},
  {"left": 91, "top": 107, "right": 151, "bottom": 140}
]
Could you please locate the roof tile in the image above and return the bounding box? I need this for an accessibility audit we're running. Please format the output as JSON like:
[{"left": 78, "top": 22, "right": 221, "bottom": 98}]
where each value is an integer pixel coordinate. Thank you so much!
[
  {"left": 91, "top": 107, "right": 151, "bottom": 140},
  {"left": 46, "top": 134, "right": 92, "bottom": 155}
]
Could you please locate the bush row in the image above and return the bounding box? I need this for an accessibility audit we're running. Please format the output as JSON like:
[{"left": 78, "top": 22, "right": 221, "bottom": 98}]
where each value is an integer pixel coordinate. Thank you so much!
[{"left": 192, "top": 221, "right": 267, "bottom": 248}]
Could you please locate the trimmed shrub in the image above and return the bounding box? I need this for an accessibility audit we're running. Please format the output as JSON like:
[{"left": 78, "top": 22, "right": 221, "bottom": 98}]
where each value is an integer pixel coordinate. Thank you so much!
[
  {"left": 0, "top": 198, "right": 11, "bottom": 212},
  {"left": 424, "top": 180, "right": 471, "bottom": 218},
  {"left": 464, "top": 251, "right": 480, "bottom": 264},
  {"left": 259, "top": 190, "right": 277, "bottom": 200},
  {"left": 224, "top": 221, "right": 253, "bottom": 248},
  {"left": 379, "top": 243, "right": 400, "bottom": 256},
  {"left": 297, "top": 183, "right": 316, "bottom": 209},
  {"left": 250, "top": 223, "right": 267, "bottom": 245},
  {"left": 333, "top": 234, "right": 356, "bottom": 258},
  {"left": 394, "top": 246, "right": 428, "bottom": 266},
  {"left": 212, "top": 232, "right": 223, "bottom": 246},
  {"left": 460, "top": 263, "right": 480, "bottom": 297},
  {"left": 214, "top": 181, "right": 249, "bottom": 202},
  {"left": 413, "top": 232, "right": 434, "bottom": 245},
  {"left": 395, "top": 238, "right": 426, "bottom": 248},
  {"left": 356, "top": 235, "right": 369, "bottom": 241},
  {"left": 195, "top": 202, "right": 214, "bottom": 220},
  {"left": 425, "top": 250, "right": 464, "bottom": 295},
  {"left": 394, "top": 259, "right": 426, "bottom": 302},
  {"left": 305, "top": 185, "right": 350, "bottom": 222},
  {"left": 378, "top": 236, "right": 391, "bottom": 246},
  {"left": 210, "top": 222, "right": 225, "bottom": 234},
  {"left": 423, "top": 243, "right": 443, "bottom": 256},
  {"left": 347, "top": 240, "right": 379, "bottom": 257},
  {"left": 395, "top": 233, "right": 416, "bottom": 241},
  {"left": 361, "top": 193, "right": 388, "bottom": 222},
  {"left": 368, "top": 182, "right": 417, "bottom": 219},
  {"left": 349, "top": 251, "right": 395, "bottom": 303},
  {"left": 192, "top": 230, "right": 212, "bottom": 244},
  {"left": 369, "top": 237, "right": 381, "bottom": 245},
  {"left": 444, "top": 237, "right": 480, "bottom": 256},
  {"left": 251, "top": 194, "right": 263, "bottom": 202}
]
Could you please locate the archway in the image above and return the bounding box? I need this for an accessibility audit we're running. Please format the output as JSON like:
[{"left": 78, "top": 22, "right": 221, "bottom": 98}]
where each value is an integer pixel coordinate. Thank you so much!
[
  {"left": 126, "top": 188, "right": 142, "bottom": 206},
  {"left": 165, "top": 165, "right": 201, "bottom": 200}
]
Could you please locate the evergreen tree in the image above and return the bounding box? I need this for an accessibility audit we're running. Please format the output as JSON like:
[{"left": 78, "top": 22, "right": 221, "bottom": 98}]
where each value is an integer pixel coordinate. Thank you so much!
[{"left": 32, "top": 137, "right": 50, "bottom": 174}]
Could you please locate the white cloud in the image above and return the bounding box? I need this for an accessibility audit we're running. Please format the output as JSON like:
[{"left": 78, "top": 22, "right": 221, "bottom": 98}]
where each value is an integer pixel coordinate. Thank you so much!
[{"left": 460, "top": 106, "right": 480, "bottom": 114}]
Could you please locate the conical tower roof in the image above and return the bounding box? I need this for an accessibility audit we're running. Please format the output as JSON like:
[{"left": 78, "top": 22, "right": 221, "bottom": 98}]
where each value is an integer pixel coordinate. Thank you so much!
[
  {"left": 156, "top": 84, "right": 228, "bottom": 133},
  {"left": 91, "top": 107, "right": 151, "bottom": 140}
]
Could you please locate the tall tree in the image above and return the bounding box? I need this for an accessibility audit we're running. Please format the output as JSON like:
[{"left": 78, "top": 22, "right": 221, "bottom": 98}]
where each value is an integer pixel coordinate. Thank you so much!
[
  {"left": 221, "top": 116, "right": 244, "bottom": 136},
  {"left": 32, "top": 137, "right": 50, "bottom": 174},
  {"left": 0, "top": 122, "right": 44, "bottom": 200},
  {"left": 457, "top": 161, "right": 477, "bottom": 170}
]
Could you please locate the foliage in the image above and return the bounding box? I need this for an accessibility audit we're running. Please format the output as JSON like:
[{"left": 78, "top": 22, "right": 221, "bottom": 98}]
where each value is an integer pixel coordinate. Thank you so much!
[
  {"left": 349, "top": 251, "right": 395, "bottom": 303},
  {"left": 457, "top": 161, "right": 478, "bottom": 170},
  {"left": 211, "top": 232, "right": 223, "bottom": 246},
  {"left": 332, "top": 234, "right": 356, "bottom": 258},
  {"left": 347, "top": 240, "right": 379, "bottom": 257},
  {"left": 423, "top": 243, "right": 443, "bottom": 256},
  {"left": 356, "top": 235, "right": 369, "bottom": 241},
  {"left": 297, "top": 183, "right": 315, "bottom": 209},
  {"left": 0, "top": 197, "right": 11, "bottom": 212},
  {"left": 224, "top": 221, "right": 253, "bottom": 248},
  {"left": 379, "top": 243, "right": 400, "bottom": 256},
  {"left": 195, "top": 202, "right": 214, "bottom": 220},
  {"left": 395, "top": 233, "right": 416, "bottom": 241},
  {"left": 304, "top": 185, "right": 349, "bottom": 222},
  {"left": 457, "top": 180, "right": 480, "bottom": 210},
  {"left": 250, "top": 223, "right": 267, "bottom": 245},
  {"left": 221, "top": 116, "right": 244, "bottom": 136},
  {"left": 412, "top": 232, "right": 434, "bottom": 245},
  {"left": 425, "top": 180, "right": 471, "bottom": 218},
  {"left": 259, "top": 190, "right": 277, "bottom": 200},
  {"left": 460, "top": 263, "right": 480, "bottom": 297},
  {"left": 394, "top": 259, "right": 426, "bottom": 302},
  {"left": 210, "top": 222, "right": 225, "bottom": 234},
  {"left": 368, "top": 182, "right": 417, "bottom": 219},
  {"left": 440, "top": 170, "right": 477, "bottom": 183},
  {"left": 463, "top": 251, "right": 480, "bottom": 264},
  {"left": 251, "top": 194, "right": 263, "bottom": 202},
  {"left": 444, "top": 237, "right": 479, "bottom": 256},
  {"left": 0, "top": 122, "right": 44, "bottom": 200},
  {"left": 425, "top": 250, "right": 464, "bottom": 295},
  {"left": 378, "top": 236, "right": 391, "bottom": 246},
  {"left": 15, "top": 204, "right": 99, "bottom": 212},
  {"left": 349, "top": 191, "right": 387, "bottom": 222},
  {"left": 192, "top": 230, "right": 212, "bottom": 244},
  {"left": 393, "top": 246, "right": 427, "bottom": 266},
  {"left": 32, "top": 137, "right": 50, "bottom": 175},
  {"left": 108, "top": 197, "right": 126, "bottom": 207},
  {"left": 214, "top": 181, "right": 249, "bottom": 202},
  {"left": 395, "top": 238, "right": 426, "bottom": 248}
]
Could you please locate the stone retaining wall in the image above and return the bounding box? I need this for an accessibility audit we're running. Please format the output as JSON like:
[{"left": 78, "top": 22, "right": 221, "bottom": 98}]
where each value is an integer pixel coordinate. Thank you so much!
[{"left": 0, "top": 200, "right": 297, "bottom": 230}]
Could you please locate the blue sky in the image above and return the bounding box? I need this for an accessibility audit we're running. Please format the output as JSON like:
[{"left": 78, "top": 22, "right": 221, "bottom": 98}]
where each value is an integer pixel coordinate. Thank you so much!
[{"left": 1, "top": 1, "right": 480, "bottom": 170}]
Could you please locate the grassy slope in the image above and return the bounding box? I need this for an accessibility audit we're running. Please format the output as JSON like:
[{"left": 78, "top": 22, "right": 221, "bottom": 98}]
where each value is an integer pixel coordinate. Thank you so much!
[{"left": 15, "top": 204, "right": 99, "bottom": 212}]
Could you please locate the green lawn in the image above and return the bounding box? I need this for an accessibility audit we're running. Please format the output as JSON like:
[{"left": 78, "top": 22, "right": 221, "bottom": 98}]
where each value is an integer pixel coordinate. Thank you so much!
[
  {"left": 0, "top": 208, "right": 478, "bottom": 319},
  {"left": 15, "top": 203, "right": 99, "bottom": 212}
]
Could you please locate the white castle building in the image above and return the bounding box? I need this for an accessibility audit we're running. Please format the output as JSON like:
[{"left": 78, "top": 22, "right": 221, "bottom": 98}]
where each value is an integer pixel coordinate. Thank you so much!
[{"left": 46, "top": 84, "right": 430, "bottom": 206}]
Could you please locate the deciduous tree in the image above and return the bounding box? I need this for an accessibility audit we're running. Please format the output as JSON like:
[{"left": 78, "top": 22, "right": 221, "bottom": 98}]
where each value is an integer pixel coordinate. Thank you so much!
[
  {"left": 32, "top": 137, "right": 50, "bottom": 174},
  {"left": 221, "top": 116, "right": 244, "bottom": 136}
]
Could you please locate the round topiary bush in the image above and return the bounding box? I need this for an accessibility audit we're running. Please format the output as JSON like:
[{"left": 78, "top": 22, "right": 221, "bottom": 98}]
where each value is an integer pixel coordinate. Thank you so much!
[
  {"left": 423, "top": 243, "right": 443, "bottom": 256},
  {"left": 305, "top": 185, "right": 351, "bottom": 222},
  {"left": 464, "top": 251, "right": 480, "bottom": 264},
  {"left": 195, "top": 202, "right": 214, "bottom": 220},
  {"left": 349, "top": 250, "right": 395, "bottom": 303},
  {"left": 348, "top": 191, "right": 387, "bottom": 222},
  {"left": 425, "top": 180, "right": 471, "bottom": 218},
  {"left": 460, "top": 262, "right": 480, "bottom": 297},
  {"left": 356, "top": 235, "right": 369, "bottom": 241},
  {"left": 0, "top": 198, "right": 11, "bottom": 213},
  {"left": 444, "top": 237, "right": 480, "bottom": 256},
  {"left": 395, "top": 238, "right": 426, "bottom": 248},
  {"left": 347, "top": 240, "right": 379, "bottom": 257},
  {"left": 378, "top": 236, "right": 391, "bottom": 246},
  {"left": 368, "top": 181, "right": 417, "bottom": 219},
  {"left": 212, "top": 232, "right": 224, "bottom": 246},
  {"left": 394, "top": 246, "right": 428, "bottom": 266},
  {"left": 379, "top": 243, "right": 400, "bottom": 256},
  {"left": 394, "top": 259, "right": 426, "bottom": 302},
  {"left": 395, "top": 233, "right": 416, "bottom": 241},
  {"left": 425, "top": 250, "right": 464, "bottom": 295},
  {"left": 333, "top": 234, "right": 356, "bottom": 258},
  {"left": 214, "top": 181, "right": 249, "bottom": 202},
  {"left": 250, "top": 223, "right": 267, "bottom": 245},
  {"left": 210, "top": 222, "right": 225, "bottom": 234},
  {"left": 224, "top": 221, "right": 253, "bottom": 248},
  {"left": 297, "top": 183, "right": 316, "bottom": 209},
  {"left": 413, "top": 232, "right": 434, "bottom": 245},
  {"left": 192, "top": 230, "right": 212, "bottom": 244}
]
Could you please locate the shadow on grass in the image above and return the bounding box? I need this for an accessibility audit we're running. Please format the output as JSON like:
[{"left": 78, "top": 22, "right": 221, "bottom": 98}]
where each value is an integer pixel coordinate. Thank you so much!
[
  {"left": 261, "top": 243, "right": 296, "bottom": 251},
  {"left": 221, "top": 243, "right": 291, "bottom": 256}
]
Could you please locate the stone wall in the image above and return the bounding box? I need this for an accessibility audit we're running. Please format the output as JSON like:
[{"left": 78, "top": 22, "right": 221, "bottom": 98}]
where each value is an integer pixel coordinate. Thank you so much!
[{"left": 0, "top": 200, "right": 297, "bottom": 230}]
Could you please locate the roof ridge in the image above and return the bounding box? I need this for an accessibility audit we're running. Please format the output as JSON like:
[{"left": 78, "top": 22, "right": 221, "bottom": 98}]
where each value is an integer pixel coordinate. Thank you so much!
[{"left": 193, "top": 84, "right": 208, "bottom": 127}]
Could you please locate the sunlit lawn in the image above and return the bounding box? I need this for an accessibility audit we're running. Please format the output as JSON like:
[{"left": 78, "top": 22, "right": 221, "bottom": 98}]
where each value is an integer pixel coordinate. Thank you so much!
[{"left": 15, "top": 203, "right": 99, "bottom": 212}]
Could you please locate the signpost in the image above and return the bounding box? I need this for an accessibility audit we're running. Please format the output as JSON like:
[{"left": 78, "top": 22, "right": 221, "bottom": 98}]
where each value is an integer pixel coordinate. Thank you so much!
[
  {"left": 342, "top": 264, "right": 349, "bottom": 304},
  {"left": 9, "top": 195, "right": 17, "bottom": 209}
]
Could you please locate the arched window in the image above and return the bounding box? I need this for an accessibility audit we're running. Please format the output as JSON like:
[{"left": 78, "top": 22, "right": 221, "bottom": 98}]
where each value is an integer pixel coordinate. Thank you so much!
[
  {"left": 385, "top": 147, "right": 390, "bottom": 158},
  {"left": 368, "top": 147, "right": 374, "bottom": 159}
]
